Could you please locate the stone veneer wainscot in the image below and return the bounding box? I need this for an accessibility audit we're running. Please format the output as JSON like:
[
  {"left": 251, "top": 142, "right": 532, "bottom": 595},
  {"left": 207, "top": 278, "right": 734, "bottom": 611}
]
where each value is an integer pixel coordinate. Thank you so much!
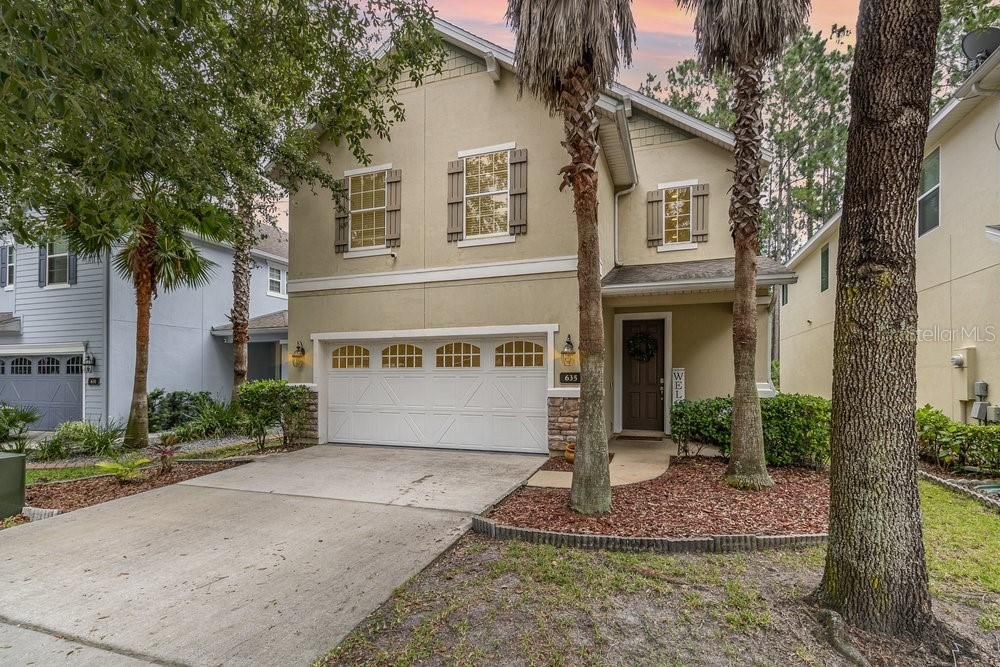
[{"left": 547, "top": 396, "right": 579, "bottom": 453}]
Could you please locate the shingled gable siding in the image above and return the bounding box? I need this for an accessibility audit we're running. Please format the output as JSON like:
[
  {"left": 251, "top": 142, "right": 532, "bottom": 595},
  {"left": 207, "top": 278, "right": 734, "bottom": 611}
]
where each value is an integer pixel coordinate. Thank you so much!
[
  {"left": 628, "top": 112, "right": 696, "bottom": 148},
  {"left": 395, "top": 43, "right": 486, "bottom": 91},
  {"left": 7, "top": 245, "right": 107, "bottom": 423}
]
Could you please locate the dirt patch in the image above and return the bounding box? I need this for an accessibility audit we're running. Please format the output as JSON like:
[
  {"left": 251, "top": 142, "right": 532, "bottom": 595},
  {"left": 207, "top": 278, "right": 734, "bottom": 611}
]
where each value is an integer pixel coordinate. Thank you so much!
[
  {"left": 25, "top": 461, "right": 246, "bottom": 512},
  {"left": 539, "top": 451, "right": 615, "bottom": 472},
  {"left": 490, "top": 456, "right": 829, "bottom": 537},
  {"left": 320, "top": 534, "right": 997, "bottom": 667},
  {"left": 920, "top": 461, "right": 999, "bottom": 481}
]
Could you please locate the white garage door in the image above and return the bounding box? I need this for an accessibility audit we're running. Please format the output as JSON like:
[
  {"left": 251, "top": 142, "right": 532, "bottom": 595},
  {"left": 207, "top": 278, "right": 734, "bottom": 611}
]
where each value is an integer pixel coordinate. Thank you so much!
[{"left": 327, "top": 337, "right": 548, "bottom": 453}]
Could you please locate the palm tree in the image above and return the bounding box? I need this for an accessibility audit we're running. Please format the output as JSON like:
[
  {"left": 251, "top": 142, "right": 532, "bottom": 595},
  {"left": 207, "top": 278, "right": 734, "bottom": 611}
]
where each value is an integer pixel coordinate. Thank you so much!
[
  {"left": 507, "top": 0, "right": 635, "bottom": 514},
  {"left": 67, "top": 181, "right": 230, "bottom": 448},
  {"left": 677, "top": 0, "right": 810, "bottom": 489}
]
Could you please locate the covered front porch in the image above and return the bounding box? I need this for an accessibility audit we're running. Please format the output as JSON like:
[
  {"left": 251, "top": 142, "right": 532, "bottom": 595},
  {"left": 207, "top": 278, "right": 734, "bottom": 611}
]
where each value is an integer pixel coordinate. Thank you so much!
[{"left": 211, "top": 309, "right": 290, "bottom": 381}]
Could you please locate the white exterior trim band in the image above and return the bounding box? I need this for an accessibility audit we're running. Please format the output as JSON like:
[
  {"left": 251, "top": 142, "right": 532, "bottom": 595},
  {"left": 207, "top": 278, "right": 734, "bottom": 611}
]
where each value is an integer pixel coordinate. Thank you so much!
[
  {"left": 344, "top": 163, "right": 393, "bottom": 177},
  {"left": 288, "top": 256, "right": 578, "bottom": 293},
  {"left": 0, "top": 342, "right": 86, "bottom": 355},
  {"left": 457, "top": 142, "right": 516, "bottom": 158}
]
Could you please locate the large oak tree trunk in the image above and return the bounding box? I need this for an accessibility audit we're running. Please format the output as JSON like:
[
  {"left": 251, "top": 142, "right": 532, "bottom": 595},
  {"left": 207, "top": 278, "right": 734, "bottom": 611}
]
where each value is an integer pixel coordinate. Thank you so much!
[
  {"left": 563, "top": 64, "right": 611, "bottom": 515},
  {"left": 816, "top": 0, "right": 939, "bottom": 636},
  {"left": 230, "top": 203, "right": 254, "bottom": 400},
  {"left": 725, "top": 60, "right": 772, "bottom": 490},
  {"left": 124, "top": 216, "right": 157, "bottom": 449}
]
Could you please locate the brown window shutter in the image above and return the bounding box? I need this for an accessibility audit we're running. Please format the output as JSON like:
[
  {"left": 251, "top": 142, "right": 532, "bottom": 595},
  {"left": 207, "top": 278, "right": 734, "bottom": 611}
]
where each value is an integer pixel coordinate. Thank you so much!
[
  {"left": 508, "top": 148, "right": 527, "bottom": 235},
  {"left": 646, "top": 190, "right": 664, "bottom": 247},
  {"left": 447, "top": 160, "right": 465, "bottom": 242},
  {"left": 691, "top": 183, "right": 710, "bottom": 242},
  {"left": 386, "top": 169, "right": 402, "bottom": 248},
  {"left": 334, "top": 176, "right": 349, "bottom": 253}
]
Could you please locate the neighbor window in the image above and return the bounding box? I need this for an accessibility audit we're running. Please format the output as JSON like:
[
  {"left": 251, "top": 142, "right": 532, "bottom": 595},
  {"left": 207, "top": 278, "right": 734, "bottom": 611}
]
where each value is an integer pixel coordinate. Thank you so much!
[
  {"left": 268, "top": 266, "right": 286, "bottom": 296},
  {"left": 331, "top": 345, "right": 370, "bottom": 369},
  {"left": 820, "top": 244, "right": 830, "bottom": 292},
  {"left": 435, "top": 342, "right": 481, "bottom": 368},
  {"left": 918, "top": 149, "right": 940, "bottom": 236},
  {"left": 662, "top": 186, "right": 692, "bottom": 244},
  {"left": 47, "top": 240, "right": 69, "bottom": 285},
  {"left": 465, "top": 150, "right": 509, "bottom": 237},
  {"left": 349, "top": 171, "right": 387, "bottom": 249},
  {"left": 382, "top": 343, "right": 423, "bottom": 369},
  {"left": 5, "top": 246, "right": 14, "bottom": 288},
  {"left": 495, "top": 340, "right": 544, "bottom": 368},
  {"left": 781, "top": 284, "right": 788, "bottom": 306}
]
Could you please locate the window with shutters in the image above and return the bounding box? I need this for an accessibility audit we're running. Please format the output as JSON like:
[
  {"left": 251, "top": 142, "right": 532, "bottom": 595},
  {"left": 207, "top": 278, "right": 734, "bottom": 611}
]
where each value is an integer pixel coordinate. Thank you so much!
[
  {"left": 66, "top": 356, "right": 83, "bottom": 375},
  {"left": 382, "top": 343, "right": 423, "bottom": 368},
  {"left": 495, "top": 341, "right": 544, "bottom": 368},
  {"left": 11, "top": 357, "right": 32, "bottom": 375},
  {"left": 918, "top": 149, "right": 939, "bottom": 236},
  {"left": 331, "top": 345, "right": 370, "bottom": 369},
  {"left": 465, "top": 150, "right": 509, "bottom": 237},
  {"left": 4, "top": 246, "right": 14, "bottom": 290},
  {"left": 349, "top": 171, "right": 387, "bottom": 249},
  {"left": 38, "top": 357, "right": 60, "bottom": 375},
  {"left": 435, "top": 342, "right": 481, "bottom": 368},
  {"left": 47, "top": 240, "right": 69, "bottom": 285},
  {"left": 663, "top": 186, "right": 692, "bottom": 244}
]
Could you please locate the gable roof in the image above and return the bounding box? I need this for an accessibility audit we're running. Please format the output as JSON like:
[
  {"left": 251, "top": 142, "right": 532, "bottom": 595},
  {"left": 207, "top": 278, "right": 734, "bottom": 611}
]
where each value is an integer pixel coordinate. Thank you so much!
[
  {"left": 252, "top": 226, "right": 288, "bottom": 261},
  {"left": 211, "top": 308, "right": 288, "bottom": 337}
]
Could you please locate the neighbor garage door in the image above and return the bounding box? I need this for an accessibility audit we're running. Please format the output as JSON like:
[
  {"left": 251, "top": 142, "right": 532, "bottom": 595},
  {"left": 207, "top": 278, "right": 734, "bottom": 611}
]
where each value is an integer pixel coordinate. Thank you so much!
[
  {"left": 327, "top": 337, "right": 548, "bottom": 453},
  {"left": 0, "top": 355, "right": 83, "bottom": 430}
]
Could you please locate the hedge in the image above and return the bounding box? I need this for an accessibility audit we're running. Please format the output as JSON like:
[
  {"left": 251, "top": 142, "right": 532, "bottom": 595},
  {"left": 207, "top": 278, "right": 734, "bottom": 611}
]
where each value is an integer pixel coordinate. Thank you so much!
[
  {"left": 671, "top": 394, "right": 831, "bottom": 467},
  {"left": 916, "top": 404, "right": 1000, "bottom": 473}
]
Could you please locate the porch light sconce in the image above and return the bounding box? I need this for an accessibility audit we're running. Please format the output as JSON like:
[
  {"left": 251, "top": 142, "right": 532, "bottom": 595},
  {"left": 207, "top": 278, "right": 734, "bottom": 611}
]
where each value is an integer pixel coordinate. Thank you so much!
[
  {"left": 561, "top": 335, "right": 577, "bottom": 366},
  {"left": 83, "top": 353, "right": 97, "bottom": 373},
  {"left": 291, "top": 341, "right": 306, "bottom": 368}
]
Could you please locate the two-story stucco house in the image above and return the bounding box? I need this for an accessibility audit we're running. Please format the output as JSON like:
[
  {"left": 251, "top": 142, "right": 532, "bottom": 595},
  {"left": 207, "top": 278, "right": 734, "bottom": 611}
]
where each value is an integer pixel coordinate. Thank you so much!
[
  {"left": 780, "top": 48, "right": 1000, "bottom": 423},
  {"left": 0, "top": 230, "right": 290, "bottom": 429},
  {"left": 285, "top": 20, "right": 797, "bottom": 455}
]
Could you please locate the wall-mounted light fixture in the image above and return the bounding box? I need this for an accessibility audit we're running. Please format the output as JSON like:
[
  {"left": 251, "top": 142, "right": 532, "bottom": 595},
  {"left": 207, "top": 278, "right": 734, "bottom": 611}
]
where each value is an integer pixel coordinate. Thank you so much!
[
  {"left": 291, "top": 341, "right": 306, "bottom": 368},
  {"left": 560, "top": 335, "right": 576, "bottom": 366},
  {"left": 83, "top": 353, "right": 97, "bottom": 373}
]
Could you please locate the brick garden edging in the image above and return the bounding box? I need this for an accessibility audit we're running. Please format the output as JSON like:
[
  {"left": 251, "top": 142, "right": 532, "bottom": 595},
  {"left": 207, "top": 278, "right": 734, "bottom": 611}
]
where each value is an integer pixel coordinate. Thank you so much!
[
  {"left": 919, "top": 470, "right": 1000, "bottom": 515},
  {"left": 471, "top": 515, "right": 827, "bottom": 554}
]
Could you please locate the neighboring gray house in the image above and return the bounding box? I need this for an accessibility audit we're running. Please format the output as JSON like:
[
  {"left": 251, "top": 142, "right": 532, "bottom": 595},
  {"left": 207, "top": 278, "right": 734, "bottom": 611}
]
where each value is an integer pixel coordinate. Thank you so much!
[{"left": 0, "top": 231, "right": 289, "bottom": 429}]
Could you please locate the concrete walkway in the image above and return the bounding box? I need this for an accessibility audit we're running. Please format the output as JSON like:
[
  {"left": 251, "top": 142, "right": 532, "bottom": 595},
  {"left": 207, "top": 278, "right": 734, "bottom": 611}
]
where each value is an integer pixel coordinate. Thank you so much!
[
  {"left": 526, "top": 438, "right": 674, "bottom": 488},
  {"left": 0, "top": 445, "right": 543, "bottom": 666}
]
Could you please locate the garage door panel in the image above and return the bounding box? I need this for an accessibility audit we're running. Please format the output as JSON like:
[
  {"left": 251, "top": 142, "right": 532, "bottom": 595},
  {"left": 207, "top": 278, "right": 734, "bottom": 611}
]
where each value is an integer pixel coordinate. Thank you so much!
[
  {"left": 383, "top": 375, "right": 429, "bottom": 408},
  {"left": 0, "top": 355, "right": 83, "bottom": 430},
  {"left": 493, "top": 414, "right": 546, "bottom": 450}
]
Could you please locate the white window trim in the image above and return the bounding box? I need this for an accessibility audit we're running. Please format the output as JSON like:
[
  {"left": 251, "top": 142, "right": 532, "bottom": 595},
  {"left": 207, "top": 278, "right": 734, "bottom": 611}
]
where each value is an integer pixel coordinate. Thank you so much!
[
  {"left": 347, "top": 169, "right": 390, "bottom": 252},
  {"left": 46, "top": 242, "right": 70, "bottom": 287},
  {"left": 917, "top": 148, "right": 941, "bottom": 238},
  {"left": 659, "top": 179, "right": 698, "bottom": 248},
  {"left": 267, "top": 264, "right": 287, "bottom": 299},
  {"left": 457, "top": 233, "right": 514, "bottom": 248},
  {"left": 4, "top": 246, "right": 14, "bottom": 291},
  {"left": 462, "top": 145, "right": 513, "bottom": 240},
  {"left": 656, "top": 242, "right": 697, "bottom": 253},
  {"left": 344, "top": 247, "right": 394, "bottom": 259},
  {"left": 656, "top": 179, "right": 699, "bottom": 190}
]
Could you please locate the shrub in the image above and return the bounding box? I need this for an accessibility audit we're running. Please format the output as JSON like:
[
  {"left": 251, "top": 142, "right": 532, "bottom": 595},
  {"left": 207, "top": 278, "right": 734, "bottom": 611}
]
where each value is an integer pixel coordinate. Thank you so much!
[
  {"left": 147, "top": 389, "right": 212, "bottom": 432},
  {"left": 0, "top": 404, "right": 40, "bottom": 453},
  {"left": 237, "top": 380, "right": 310, "bottom": 452},
  {"left": 187, "top": 399, "right": 242, "bottom": 439},
  {"left": 50, "top": 420, "right": 126, "bottom": 457},
  {"left": 96, "top": 453, "right": 151, "bottom": 483},
  {"left": 671, "top": 394, "right": 831, "bottom": 467},
  {"left": 916, "top": 404, "right": 1000, "bottom": 472},
  {"left": 32, "top": 437, "right": 70, "bottom": 461}
]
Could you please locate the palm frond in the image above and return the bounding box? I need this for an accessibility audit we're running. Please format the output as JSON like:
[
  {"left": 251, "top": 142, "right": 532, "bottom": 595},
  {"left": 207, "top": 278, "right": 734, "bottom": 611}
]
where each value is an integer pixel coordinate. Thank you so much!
[
  {"left": 506, "top": 0, "right": 636, "bottom": 110},
  {"left": 676, "top": 0, "right": 811, "bottom": 72}
]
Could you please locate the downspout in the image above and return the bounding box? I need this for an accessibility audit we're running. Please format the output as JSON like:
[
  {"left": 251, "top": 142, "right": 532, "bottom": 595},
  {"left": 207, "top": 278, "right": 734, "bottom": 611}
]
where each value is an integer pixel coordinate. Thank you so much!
[
  {"left": 612, "top": 105, "right": 638, "bottom": 267},
  {"left": 104, "top": 247, "right": 111, "bottom": 424}
]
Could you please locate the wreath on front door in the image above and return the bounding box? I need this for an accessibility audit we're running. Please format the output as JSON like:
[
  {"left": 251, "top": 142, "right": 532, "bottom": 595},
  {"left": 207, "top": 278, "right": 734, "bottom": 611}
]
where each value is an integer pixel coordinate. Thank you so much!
[{"left": 625, "top": 331, "right": 658, "bottom": 363}]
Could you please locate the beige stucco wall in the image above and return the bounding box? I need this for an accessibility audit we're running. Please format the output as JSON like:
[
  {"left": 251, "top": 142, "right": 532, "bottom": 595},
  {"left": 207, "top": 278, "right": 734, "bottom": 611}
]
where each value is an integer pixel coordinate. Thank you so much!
[{"left": 779, "top": 97, "right": 1000, "bottom": 418}]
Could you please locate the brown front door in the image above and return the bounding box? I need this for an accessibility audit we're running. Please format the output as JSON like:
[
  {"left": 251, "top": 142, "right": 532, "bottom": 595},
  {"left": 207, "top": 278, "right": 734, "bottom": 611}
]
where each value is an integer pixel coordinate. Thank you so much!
[{"left": 622, "top": 319, "right": 665, "bottom": 431}]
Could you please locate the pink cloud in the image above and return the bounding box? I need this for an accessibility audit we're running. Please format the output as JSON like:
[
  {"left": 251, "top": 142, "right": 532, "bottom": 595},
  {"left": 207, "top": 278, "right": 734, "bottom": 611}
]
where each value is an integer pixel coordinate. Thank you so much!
[{"left": 431, "top": 0, "right": 860, "bottom": 88}]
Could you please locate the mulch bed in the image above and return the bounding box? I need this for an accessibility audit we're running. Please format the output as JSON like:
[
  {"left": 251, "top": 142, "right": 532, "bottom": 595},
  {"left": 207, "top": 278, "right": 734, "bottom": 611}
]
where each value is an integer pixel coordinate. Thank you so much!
[
  {"left": 489, "top": 456, "right": 829, "bottom": 537},
  {"left": 918, "top": 460, "right": 998, "bottom": 481},
  {"left": 539, "top": 452, "right": 614, "bottom": 472},
  {"left": 25, "top": 461, "right": 246, "bottom": 512}
]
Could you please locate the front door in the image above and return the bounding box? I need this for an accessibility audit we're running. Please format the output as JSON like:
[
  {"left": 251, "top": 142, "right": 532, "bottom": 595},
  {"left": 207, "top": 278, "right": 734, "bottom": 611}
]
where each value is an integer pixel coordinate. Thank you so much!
[{"left": 621, "top": 319, "right": 664, "bottom": 431}]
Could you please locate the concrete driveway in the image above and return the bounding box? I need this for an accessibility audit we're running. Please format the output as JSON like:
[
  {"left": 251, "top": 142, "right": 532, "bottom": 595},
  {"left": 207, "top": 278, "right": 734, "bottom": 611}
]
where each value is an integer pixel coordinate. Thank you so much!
[{"left": 0, "top": 445, "right": 542, "bottom": 666}]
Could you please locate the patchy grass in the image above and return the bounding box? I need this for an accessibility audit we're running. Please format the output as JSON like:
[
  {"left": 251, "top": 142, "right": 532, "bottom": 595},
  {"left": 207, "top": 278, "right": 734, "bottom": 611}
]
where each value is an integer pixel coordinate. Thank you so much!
[
  {"left": 25, "top": 465, "right": 104, "bottom": 486},
  {"left": 175, "top": 436, "right": 284, "bottom": 461},
  {"left": 317, "top": 481, "right": 1000, "bottom": 667}
]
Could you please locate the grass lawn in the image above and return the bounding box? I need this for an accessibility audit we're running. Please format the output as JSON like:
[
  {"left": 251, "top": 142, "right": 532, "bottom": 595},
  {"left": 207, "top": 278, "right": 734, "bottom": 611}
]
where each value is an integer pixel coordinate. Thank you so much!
[
  {"left": 25, "top": 465, "right": 104, "bottom": 485},
  {"left": 318, "top": 481, "right": 1000, "bottom": 666}
]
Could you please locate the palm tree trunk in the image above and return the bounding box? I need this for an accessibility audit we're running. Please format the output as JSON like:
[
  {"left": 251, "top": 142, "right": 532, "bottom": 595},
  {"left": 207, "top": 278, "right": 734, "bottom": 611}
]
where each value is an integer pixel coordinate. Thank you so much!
[
  {"left": 124, "top": 216, "right": 157, "bottom": 448},
  {"left": 725, "top": 60, "right": 772, "bottom": 490},
  {"left": 231, "top": 202, "right": 254, "bottom": 400},
  {"left": 562, "top": 64, "right": 611, "bottom": 515},
  {"left": 815, "top": 0, "right": 938, "bottom": 636}
]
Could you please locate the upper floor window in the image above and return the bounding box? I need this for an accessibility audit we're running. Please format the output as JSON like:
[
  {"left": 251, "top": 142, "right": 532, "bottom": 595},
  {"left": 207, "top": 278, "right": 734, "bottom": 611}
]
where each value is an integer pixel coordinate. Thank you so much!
[
  {"left": 465, "top": 150, "right": 509, "bottom": 237},
  {"left": 268, "top": 266, "right": 287, "bottom": 297},
  {"left": 663, "top": 186, "right": 692, "bottom": 244},
  {"left": 349, "top": 170, "right": 387, "bottom": 249},
  {"left": 918, "top": 149, "right": 940, "bottom": 236},
  {"left": 46, "top": 240, "right": 70, "bottom": 285},
  {"left": 3, "top": 246, "right": 14, "bottom": 290},
  {"left": 820, "top": 244, "right": 830, "bottom": 292}
]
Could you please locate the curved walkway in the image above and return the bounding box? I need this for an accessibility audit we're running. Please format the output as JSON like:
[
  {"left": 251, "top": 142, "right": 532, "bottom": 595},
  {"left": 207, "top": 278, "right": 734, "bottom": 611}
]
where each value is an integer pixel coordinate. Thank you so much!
[{"left": 526, "top": 438, "right": 674, "bottom": 488}]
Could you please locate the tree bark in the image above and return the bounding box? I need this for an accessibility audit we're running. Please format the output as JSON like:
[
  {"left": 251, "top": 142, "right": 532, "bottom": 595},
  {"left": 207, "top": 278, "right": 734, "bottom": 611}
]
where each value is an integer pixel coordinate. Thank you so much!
[
  {"left": 725, "top": 60, "right": 772, "bottom": 490},
  {"left": 230, "top": 200, "right": 255, "bottom": 400},
  {"left": 124, "top": 215, "right": 157, "bottom": 448},
  {"left": 815, "top": 0, "right": 939, "bottom": 636},
  {"left": 562, "top": 64, "right": 611, "bottom": 515}
]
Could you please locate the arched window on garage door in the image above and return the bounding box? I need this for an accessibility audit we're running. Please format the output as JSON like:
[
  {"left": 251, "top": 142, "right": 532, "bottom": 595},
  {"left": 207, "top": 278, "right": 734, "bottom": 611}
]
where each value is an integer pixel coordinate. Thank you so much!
[
  {"left": 38, "top": 357, "right": 60, "bottom": 375},
  {"left": 0, "top": 360, "right": 5, "bottom": 375},
  {"left": 10, "top": 357, "right": 32, "bottom": 375},
  {"left": 435, "top": 342, "right": 481, "bottom": 368},
  {"left": 66, "top": 356, "right": 83, "bottom": 375},
  {"left": 331, "top": 345, "right": 370, "bottom": 369},
  {"left": 382, "top": 343, "right": 423, "bottom": 368},
  {"left": 495, "top": 341, "right": 545, "bottom": 368}
]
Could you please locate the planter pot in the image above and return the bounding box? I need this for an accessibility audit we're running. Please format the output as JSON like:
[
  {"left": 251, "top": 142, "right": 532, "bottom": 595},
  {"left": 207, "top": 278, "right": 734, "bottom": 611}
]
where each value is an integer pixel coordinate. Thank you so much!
[
  {"left": 564, "top": 442, "right": 575, "bottom": 464},
  {"left": 0, "top": 453, "right": 26, "bottom": 519}
]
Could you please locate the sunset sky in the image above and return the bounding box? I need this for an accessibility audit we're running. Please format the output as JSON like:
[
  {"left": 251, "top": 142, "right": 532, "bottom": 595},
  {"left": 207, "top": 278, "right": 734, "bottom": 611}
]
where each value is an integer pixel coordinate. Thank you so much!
[{"left": 432, "top": 0, "right": 861, "bottom": 89}]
